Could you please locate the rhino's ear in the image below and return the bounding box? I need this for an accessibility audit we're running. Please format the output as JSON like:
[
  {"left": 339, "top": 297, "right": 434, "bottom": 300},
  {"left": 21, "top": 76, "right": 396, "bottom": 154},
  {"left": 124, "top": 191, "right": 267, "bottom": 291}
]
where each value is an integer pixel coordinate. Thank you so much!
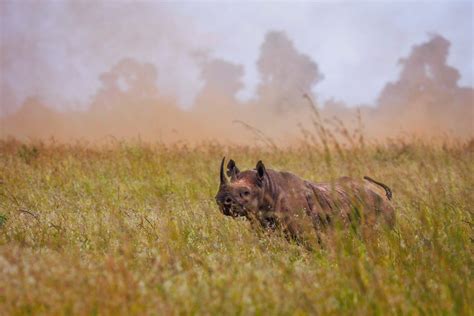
[
  {"left": 256, "top": 160, "right": 266, "bottom": 186},
  {"left": 226, "top": 159, "right": 240, "bottom": 178}
]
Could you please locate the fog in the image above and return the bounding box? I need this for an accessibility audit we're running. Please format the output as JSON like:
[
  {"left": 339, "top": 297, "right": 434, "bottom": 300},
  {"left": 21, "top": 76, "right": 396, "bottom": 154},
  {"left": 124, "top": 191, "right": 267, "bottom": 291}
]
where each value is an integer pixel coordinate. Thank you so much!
[{"left": 1, "top": 1, "right": 473, "bottom": 144}]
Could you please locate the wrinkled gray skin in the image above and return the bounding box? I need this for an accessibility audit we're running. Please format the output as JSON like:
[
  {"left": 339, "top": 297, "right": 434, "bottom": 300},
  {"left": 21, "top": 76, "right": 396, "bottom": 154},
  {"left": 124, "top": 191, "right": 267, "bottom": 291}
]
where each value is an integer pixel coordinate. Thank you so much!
[{"left": 215, "top": 158, "right": 395, "bottom": 240}]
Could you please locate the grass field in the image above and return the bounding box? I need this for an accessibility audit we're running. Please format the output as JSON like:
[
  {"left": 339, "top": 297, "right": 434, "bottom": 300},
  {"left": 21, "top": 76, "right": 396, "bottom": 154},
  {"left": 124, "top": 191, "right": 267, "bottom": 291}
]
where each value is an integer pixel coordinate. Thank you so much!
[{"left": 0, "top": 138, "right": 473, "bottom": 315}]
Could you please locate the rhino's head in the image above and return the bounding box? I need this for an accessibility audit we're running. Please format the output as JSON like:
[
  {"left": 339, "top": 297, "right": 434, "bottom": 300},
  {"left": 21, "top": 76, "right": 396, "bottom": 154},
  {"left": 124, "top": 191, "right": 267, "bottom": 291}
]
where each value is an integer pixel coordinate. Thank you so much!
[{"left": 215, "top": 157, "right": 267, "bottom": 218}]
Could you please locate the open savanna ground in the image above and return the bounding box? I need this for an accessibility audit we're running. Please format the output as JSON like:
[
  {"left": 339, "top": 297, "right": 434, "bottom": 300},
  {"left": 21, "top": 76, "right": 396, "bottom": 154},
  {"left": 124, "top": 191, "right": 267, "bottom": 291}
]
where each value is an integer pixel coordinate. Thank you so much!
[{"left": 0, "top": 138, "right": 473, "bottom": 315}]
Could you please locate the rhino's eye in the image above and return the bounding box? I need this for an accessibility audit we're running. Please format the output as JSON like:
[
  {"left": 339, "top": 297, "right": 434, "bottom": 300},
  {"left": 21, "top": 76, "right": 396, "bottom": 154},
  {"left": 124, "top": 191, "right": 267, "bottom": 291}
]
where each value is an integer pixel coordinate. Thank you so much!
[{"left": 241, "top": 191, "right": 251, "bottom": 198}]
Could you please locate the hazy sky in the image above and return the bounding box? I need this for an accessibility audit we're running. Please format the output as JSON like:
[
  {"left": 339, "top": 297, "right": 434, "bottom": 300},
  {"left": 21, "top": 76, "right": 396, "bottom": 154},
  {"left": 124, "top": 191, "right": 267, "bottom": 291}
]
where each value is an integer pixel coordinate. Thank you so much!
[{"left": 1, "top": 0, "right": 473, "bottom": 111}]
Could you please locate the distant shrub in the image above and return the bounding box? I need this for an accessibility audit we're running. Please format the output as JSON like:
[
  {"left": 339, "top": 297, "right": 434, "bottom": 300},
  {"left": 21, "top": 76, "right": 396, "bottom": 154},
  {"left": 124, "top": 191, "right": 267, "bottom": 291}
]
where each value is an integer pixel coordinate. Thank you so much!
[
  {"left": 18, "top": 144, "right": 39, "bottom": 164},
  {"left": 0, "top": 214, "right": 6, "bottom": 228}
]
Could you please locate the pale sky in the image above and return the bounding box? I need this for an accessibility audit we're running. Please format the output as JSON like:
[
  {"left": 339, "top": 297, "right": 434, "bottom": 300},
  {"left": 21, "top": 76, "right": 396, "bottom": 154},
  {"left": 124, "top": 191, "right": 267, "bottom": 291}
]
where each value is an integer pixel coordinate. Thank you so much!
[{"left": 1, "top": 0, "right": 473, "bottom": 111}]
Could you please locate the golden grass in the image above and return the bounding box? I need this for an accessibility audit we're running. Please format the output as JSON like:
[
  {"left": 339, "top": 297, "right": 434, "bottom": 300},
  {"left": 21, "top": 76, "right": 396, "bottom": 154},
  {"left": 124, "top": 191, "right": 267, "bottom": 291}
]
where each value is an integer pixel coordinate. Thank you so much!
[{"left": 0, "top": 138, "right": 473, "bottom": 315}]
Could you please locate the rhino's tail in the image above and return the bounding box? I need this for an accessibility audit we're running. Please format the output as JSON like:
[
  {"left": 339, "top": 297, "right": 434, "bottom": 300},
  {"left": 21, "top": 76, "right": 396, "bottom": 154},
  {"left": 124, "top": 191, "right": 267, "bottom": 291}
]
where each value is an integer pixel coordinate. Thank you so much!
[{"left": 364, "top": 176, "right": 392, "bottom": 200}]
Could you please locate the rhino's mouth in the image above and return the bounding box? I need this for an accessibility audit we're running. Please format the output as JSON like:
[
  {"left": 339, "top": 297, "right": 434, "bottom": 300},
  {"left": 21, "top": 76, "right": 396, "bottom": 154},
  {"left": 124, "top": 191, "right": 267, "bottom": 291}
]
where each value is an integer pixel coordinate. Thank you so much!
[{"left": 221, "top": 203, "right": 247, "bottom": 218}]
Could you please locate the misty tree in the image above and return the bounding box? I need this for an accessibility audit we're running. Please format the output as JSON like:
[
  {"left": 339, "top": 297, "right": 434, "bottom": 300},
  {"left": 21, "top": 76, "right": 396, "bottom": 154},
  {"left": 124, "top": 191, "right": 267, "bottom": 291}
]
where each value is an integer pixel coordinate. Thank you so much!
[
  {"left": 377, "top": 34, "right": 473, "bottom": 136},
  {"left": 378, "top": 34, "right": 470, "bottom": 110},
  {"left": 198, "top": 57, "right": 244, "bottom": 101},
  {"left": 256, "top": 31, "right": 324, "bottom": 112},
  {"left": 93, "top": 58, "right": 160, "bottom": 109}
]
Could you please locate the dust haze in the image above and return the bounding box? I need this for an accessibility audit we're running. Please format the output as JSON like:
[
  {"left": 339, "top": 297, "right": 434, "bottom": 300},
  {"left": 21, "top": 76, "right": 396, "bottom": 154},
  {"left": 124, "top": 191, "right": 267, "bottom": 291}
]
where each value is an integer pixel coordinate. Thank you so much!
[{"left": 1, "top": 2, "right": 473, "bottom": 145}]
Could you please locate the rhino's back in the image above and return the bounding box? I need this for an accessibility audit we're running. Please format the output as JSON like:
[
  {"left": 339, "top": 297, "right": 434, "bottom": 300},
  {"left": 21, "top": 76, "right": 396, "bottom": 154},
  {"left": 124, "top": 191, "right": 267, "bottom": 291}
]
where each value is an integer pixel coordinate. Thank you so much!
[
  {"left": 306, "top": 177, "right": 395, "bottom": 227},
  {"left": 265, "top": 169, "right": 309, "bottom": 192}
]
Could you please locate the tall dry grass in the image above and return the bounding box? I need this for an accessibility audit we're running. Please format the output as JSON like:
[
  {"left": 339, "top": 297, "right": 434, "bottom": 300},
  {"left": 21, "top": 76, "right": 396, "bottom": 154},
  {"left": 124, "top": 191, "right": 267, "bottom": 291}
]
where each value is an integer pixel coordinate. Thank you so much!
[{"left": 0, "top": 133, "right": 472, "bottom": 314}]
